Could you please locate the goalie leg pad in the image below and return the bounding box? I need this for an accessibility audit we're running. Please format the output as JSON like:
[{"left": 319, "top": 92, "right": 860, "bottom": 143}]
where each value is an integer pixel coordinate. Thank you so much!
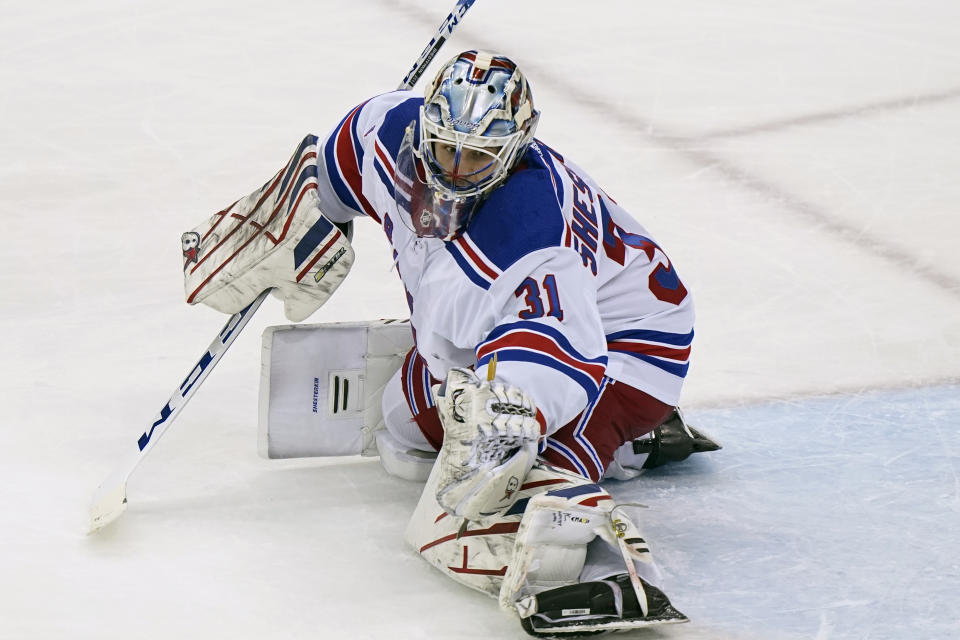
[
  {"left": 405, "top": 459, "right": 689, "bottom": 630},
  {"left": 498, "top": 467, "right": 688, "bottom": 632},
  {"left": 404, "top": 459, "right": 524, "bottom": 598},
  {"left": 376, "top": 363, "right": 448, "bottom": 482},
  {"left": 375, "top": 429, "right": 436, "bottom": 482},
  {"left": 498, "top": 474, "right": 617, "bottom": 610},
  {"left": 404, "top": 463, "right": 596, "bottom": 599}
]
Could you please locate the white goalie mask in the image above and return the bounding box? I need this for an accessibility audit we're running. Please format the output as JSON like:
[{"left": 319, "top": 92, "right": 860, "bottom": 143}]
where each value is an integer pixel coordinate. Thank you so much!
[{"left": 395, "top": 50, "right": 539, "bottom": 240}]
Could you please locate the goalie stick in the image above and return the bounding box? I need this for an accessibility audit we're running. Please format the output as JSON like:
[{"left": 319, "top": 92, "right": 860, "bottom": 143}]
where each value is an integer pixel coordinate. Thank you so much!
[
  {"left": 87, "top": 0, "right": 478, "bottom": 534},
  {"left": 88, "top": 291, "right": 268, "bottom": 533}
]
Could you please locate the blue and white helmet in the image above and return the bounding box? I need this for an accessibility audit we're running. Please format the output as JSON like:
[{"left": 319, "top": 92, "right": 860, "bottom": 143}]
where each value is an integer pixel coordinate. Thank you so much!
[
  {"left": 395, "top": 51, "right": 539, "bottom": 240},
  {"left": 420, "top": 50, "right": 539, "bottom": 197}
]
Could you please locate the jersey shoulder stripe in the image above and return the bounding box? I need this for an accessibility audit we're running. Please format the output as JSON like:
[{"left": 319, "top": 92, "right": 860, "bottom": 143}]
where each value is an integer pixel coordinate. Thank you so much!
[
  {"left": 444, "top": 233, "right": 502, "bottom": 290},
  {"left": 372, "top": 97, "right": 421, "bottom": 201},
  {"left": 323, "top": 99, "right": 380, "bottom": 223},
  {"left": 373, "top": 139, "right": 397, "bottom": 200}
]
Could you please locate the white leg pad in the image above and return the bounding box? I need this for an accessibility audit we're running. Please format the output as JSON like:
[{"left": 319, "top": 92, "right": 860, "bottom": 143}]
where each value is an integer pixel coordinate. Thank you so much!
[
  {"left": 405, "top": 460, "right": 522, "bottom": 598},
  {"left": 404, "top": 462, "right": 619, "bottom": 601},
  {"left": 375, "top": 429, "right": 436, "bottom": 482},
  {"left": 499, "top": 485, "right": 615, "bottom": 609}
]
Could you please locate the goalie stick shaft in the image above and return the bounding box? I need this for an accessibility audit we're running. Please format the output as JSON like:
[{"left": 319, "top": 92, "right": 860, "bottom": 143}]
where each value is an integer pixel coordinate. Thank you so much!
[
  {"left": 398, "top": 0, "right": 476, "bottom": 91},
  {"left": 88, "top": 290, "right": 269, "bottom": 533},
  {"left": 88, "top": 0, "right": 478, "bottom": 534}
]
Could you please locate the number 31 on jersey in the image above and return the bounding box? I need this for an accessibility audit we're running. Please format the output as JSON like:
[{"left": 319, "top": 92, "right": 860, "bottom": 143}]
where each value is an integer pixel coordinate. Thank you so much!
[{"left": 515, "top": 274, "right": 564, "bottom": 321}]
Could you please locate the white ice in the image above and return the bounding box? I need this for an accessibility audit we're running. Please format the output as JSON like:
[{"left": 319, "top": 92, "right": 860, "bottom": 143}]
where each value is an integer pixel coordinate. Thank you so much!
[{"left": 2, "top": 1, "right": 958, "bottom": 638}]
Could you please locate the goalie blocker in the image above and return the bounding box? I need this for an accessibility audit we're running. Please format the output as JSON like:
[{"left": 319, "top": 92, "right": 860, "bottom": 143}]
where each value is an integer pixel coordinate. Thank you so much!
[{"left": 258, "top": 319, "right": 442, "bottom": 480}]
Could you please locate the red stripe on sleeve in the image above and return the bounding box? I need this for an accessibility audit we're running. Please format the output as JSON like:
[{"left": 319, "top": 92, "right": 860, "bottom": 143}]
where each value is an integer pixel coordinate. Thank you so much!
[
  {"left": 335, "top": 104, "right": 380, "bottom": 223},
  {"left": 477, "top": 331, "right": 605, "bottom": 387},
  {"left": 607, "top": 341, "right": 691, "bottom": 362}
]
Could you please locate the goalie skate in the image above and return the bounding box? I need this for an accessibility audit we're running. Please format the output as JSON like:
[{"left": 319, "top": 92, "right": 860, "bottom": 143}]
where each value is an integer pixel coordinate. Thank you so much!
[
  {"left": 517, "top": 573, "right": 688, "bottom": 637},
  {"left": 637, "top": 408, "right": 721, "bottom": 469},
  {"left": 606, "top": 408, "right": 721, "bottom": 480}
]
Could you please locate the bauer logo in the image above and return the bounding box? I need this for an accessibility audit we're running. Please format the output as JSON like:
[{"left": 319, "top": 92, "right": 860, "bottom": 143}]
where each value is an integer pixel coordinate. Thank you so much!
[{"left": 314, "top": 247, "right": 347, "bottom": 283}]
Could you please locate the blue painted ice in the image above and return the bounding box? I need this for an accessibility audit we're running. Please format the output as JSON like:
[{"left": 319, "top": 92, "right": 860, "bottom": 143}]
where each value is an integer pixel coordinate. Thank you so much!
[{"left": 610, "top": 386, "right": 960, "bottom": 639}]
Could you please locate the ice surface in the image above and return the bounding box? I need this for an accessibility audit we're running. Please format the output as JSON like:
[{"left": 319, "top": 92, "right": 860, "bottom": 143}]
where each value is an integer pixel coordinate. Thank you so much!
[
  {"left": 617, "top": 386, "right": 960, "bottom": 640},
  {"left": 1, "top": 1, "right": 958, "bottom": 638}
]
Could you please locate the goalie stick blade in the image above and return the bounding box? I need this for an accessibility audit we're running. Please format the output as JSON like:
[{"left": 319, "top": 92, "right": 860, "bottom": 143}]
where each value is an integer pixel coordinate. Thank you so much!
[
  {"left": 87, "top": 482, "right": 127, "bottom": 534},
  {"left": 87, "top": 444, "right": 145, "bottom": 534}
]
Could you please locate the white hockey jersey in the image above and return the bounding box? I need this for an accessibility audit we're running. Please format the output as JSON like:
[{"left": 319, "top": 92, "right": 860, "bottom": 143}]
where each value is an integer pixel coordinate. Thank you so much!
[{"left": 314, "top": 91, "right": 694, "bottom": 433}]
